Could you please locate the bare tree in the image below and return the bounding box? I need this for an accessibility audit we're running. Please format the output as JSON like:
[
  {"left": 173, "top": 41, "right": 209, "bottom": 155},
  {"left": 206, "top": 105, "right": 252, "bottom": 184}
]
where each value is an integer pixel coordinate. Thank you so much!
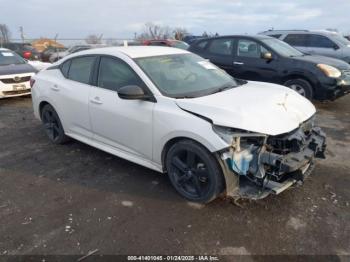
[
  {"left": 85, "top": 34, "right": 103, "bottom": 44},
  {"left": 138, "top": 22, "right": 172, "bottom": 40},
  {"left": 173, "top": 27, "right": 188, "bottom": 40},
  {"left": 0, "top": 24, "right": 11, "bottom": 44}
]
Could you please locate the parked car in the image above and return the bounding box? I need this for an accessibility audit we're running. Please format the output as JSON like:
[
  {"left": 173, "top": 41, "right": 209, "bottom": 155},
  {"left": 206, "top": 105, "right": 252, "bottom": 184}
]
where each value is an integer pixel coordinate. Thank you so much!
[
  {"left": 182, "top": 35, "right": 206, "bottom": 44},
  {"left": 41, "top": 46, "right": 67, "bottom": 62},
  {"left": 1, "top": 42, "right": 41, "bottom": 60},
  {"left": 31, "top": 46, "right": 326, "bottom": 203},
  {"left": 260, "top": 30, "right": 350, "bottom": 64},
  {"left": 189, "top": 35, "right": 350, "bottom": 100},
  {"left": 0, "top": 48, "right": 37, "bottom": 98},
  {"left": 49, "top": 44, "right": 106, "bottom": 62},
  {"left": 28, "top": 60, "right": 52, "bottom": 71},
  {"left": 143, "top": 39, "right": 189, "bottom": 50}
]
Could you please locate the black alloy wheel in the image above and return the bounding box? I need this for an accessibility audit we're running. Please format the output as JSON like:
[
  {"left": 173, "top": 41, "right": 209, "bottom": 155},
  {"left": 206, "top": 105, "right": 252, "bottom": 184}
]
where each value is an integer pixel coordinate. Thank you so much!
[
  {"left": 41, "top": 104, "right": 69, "bottom": 144},
  {"left": 166, "top": 140, "right": 224, "bottom": 203}
]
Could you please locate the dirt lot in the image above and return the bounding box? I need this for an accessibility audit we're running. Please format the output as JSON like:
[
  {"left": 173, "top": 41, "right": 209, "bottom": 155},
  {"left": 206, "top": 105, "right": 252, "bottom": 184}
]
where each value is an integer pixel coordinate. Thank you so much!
[{"left": 0, "top": 96, "right": 349, "bottom": 257}]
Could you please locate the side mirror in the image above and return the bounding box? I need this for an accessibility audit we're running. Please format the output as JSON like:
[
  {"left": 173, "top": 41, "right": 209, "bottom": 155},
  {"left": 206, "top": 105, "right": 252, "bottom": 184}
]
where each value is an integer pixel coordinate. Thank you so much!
[
  {"left": 262, "top": 52, "right": 273, "bottom": 60},
  {"left": 117, "top": 85, "right": 153, "bottom": 101},
  {"left": 333, "top": 44, "right": 340, "bottom": 50}
]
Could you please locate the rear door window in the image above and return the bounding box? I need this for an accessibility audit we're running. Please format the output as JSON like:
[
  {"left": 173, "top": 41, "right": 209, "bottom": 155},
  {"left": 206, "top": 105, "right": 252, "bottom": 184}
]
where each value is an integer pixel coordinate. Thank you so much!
[
  {"left": 67, "top": 56, "right": 96, "bottom": 84},
  {"left": 284, "top": 34, "right": 308, "bottom": 47},
  {"left": 308, "top": 34, "right": 335, "bottom": 48},
  {"left": 208, "top": 38, "right": 234, "bottom": 55},
  {"left": 195, "top": 40, "right": 209, "bottom": 50},
  {"left": 237, "top": 39, "right": 264, "bottom": 58}
]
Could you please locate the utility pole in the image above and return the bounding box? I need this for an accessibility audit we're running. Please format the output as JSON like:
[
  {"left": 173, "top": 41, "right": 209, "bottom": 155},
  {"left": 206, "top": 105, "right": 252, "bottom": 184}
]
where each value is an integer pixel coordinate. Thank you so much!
[
  {"left": 98, "top": 34, "right": 103, "bottom": 44},
  {"left": 19, "top": 26, "right": 25, "bottom": 43}
]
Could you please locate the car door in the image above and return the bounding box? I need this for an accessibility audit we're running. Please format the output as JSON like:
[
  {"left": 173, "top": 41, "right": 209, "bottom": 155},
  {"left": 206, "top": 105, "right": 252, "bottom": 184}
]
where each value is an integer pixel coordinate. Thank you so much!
[
  {"left": 200, "top": 38, "right": 236, "bottom": 76},
  {"left": 53, "top": 55, "right": 96, "bottom": 139},
  {"left": 306, "top": 34, "right": 341, "bottom": 58},
  {"left": 89, "top": 56, "right": 154, "bottom": 160},
  {"left": 231, "top": 38, "right": 279, "bottom": 82}
]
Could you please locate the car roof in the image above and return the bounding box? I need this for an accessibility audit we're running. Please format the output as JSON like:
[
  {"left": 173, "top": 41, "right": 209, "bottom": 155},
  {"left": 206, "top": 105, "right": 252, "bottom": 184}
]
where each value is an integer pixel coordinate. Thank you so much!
[
  {"left": 73, "top": 46, "right": 190, "bottom": 58},
  {"left": 261, "top": 29, "right": 340, "bottom": 36},
  {"left": 148, "top": 39, "right": 183, "bottom": 42},
  {"left": 0, "top": 48, "right": 11, "bottom": 51},
  {"left": 195, "top": 35, "right": 272, "bottom": 41}
]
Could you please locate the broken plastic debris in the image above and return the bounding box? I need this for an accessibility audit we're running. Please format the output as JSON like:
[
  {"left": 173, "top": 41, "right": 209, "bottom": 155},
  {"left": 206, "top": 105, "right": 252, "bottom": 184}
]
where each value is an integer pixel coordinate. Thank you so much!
[{"left": 121, "top": 201, "right": 133, "bottom": 207}]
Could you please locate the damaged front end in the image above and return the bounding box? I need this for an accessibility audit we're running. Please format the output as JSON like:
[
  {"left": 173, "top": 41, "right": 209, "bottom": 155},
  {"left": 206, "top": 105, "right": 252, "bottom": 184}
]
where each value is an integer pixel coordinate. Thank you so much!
[{"left": 214, "top": 116, "right": 326, "bottom": 200}]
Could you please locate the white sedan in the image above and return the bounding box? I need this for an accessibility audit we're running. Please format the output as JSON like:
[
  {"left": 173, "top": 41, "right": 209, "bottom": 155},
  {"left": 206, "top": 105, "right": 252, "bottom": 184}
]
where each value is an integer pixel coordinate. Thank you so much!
[
  {"left": 31, "top": 46, "right": 326, "bottom": 203},
  {"left": 0, "top": 48, "right": 36, "bottom": 98}
]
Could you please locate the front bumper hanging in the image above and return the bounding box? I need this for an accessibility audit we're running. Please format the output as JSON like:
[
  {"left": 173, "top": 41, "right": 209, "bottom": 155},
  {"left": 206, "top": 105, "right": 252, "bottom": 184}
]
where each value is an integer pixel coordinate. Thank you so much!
[{"left": 219, "top": 125, "right": 326, "bottom": 200}]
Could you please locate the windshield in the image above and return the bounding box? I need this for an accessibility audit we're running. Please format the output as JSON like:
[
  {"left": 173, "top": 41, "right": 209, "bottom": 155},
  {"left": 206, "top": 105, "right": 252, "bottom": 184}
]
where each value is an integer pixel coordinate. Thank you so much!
[
  {"left": 261, "top": 38, "right": 304, "bottom": 57},
  {"left": 331, "top": 34, "right": 350, "bottom": 46},
  {"left": 135, "top": 53, "right": 238, "bottom": 98},
  {"left": 0, "top": 50, "right": 26, "bottom": 66},
  {"left": 171, "top": 41, "right": 189, "bottom": 50}
]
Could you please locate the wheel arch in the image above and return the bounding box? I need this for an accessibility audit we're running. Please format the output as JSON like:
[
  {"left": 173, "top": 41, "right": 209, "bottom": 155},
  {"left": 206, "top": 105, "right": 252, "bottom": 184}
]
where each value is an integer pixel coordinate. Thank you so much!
[
  {"left": 282, "top": 72, "right": 318, "bottom": 91},
  {"left": 161, "top": 136, "right": 222, "bottom": 172},
  {"left": 38, "top": 101, "right": 65, "bottom": 130},
  {"left": 39, "top": 101, "right": 50, "bottom": 119}
]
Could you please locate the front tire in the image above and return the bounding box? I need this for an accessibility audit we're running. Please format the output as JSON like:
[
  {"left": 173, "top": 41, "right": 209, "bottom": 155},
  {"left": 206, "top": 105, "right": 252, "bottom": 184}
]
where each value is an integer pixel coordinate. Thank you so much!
[
  {"left": 165, "top": 140, "right": 224, "bottom": 203},
  {"left": 41, "top": 104, "right": 69, "bottom": 144},
  {"left": 284, "top": 78, "right": 313, "bottom": 100}
]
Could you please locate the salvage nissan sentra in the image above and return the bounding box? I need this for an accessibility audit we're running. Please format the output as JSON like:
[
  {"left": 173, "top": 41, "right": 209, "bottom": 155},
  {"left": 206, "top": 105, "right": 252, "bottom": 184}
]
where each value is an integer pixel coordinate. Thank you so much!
[{"left": 31, "top": 46, "right": 326, "bottom": 203}]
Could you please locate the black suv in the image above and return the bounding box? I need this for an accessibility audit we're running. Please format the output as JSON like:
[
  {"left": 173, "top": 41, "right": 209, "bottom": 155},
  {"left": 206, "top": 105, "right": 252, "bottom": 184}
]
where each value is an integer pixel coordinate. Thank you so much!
[{"left": 189, "top": 35, "right": 350, "bottom": 100}]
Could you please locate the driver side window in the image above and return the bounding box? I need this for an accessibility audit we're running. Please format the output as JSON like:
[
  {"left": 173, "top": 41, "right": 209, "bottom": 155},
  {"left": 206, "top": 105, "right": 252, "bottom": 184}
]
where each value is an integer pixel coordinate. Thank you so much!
[
  {"left": 237, "top": 39, "right": 266, "bottom": 58},
  {"left": 97, "top": 57, "right": 145, "bottom": 91}
]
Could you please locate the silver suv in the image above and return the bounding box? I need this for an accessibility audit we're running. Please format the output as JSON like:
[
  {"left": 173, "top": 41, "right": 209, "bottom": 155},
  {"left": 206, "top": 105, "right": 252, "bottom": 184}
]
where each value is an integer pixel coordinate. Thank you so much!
[{"left": 260, "top": 30, "right": 350, "bottom": 64}]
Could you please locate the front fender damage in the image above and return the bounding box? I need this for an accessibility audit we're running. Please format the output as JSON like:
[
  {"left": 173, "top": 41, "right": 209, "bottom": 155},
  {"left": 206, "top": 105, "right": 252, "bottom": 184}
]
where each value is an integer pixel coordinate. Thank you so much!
[{"left": 216, "top": 123, "right": 327, "bottom": 200}]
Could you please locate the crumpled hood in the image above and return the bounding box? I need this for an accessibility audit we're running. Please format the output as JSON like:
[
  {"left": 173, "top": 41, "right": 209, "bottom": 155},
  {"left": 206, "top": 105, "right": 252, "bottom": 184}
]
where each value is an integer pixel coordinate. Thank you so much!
[{"left": 176, "top": 81, "right": 316, "bottom": 136}]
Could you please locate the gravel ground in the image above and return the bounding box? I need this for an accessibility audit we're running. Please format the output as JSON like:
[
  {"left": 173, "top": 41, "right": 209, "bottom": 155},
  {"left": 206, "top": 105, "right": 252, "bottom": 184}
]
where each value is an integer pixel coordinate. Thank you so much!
[{"left": 0, "top": 96, "right": 349, "bottom": 258}]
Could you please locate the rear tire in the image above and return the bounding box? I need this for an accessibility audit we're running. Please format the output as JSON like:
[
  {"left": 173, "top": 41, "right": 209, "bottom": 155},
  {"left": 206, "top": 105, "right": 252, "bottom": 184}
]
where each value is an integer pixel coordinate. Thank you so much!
[
  {"left": 284, "top": 78, "right": 313, "bottom": 100},
  {"left": 165, "top": 140, "right": 224, "bottom": 203},
  {"left": 41, "top": 104, "right": 69, "bottom": 144}
]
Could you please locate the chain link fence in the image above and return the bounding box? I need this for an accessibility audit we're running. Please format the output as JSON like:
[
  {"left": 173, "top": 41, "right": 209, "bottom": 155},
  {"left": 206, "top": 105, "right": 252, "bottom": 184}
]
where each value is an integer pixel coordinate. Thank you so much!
[{"left": 8, "top": 38, "right": 137, "bottom": 48}]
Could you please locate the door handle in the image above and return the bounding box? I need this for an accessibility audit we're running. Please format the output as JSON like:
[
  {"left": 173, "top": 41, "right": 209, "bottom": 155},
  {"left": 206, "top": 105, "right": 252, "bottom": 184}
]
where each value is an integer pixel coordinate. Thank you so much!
[
  {"left": 90, "top": 97, "right": 103, "bottom": 105},
  {"left": 233, "top": 61, "right": 244, "bottom": 65},
  {"left": 51, "top": 84, "right": 60, "bottom": 91}
]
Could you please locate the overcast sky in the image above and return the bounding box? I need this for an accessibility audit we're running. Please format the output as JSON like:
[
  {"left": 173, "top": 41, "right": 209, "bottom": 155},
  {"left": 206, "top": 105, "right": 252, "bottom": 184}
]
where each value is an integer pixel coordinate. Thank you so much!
[{"left": 2, "top": 0, "right": 350, "bottom": 39}]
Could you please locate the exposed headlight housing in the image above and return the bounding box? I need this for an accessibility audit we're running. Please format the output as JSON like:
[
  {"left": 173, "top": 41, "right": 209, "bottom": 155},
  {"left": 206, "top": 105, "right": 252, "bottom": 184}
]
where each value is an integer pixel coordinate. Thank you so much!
[
  {"left": 317, "top": 64, "right": 342, "bottom": 78},
  {"left": 212, "top": 125, "right": 267, "bottom": 145}
]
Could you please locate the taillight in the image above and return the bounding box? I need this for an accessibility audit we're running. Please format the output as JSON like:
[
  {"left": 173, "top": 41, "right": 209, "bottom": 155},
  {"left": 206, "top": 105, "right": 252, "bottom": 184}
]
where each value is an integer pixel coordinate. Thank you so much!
[
  {"left": 23, "top": 51, "right": 32, "bottom": 59},
  {"left": 30, "top": 78, "right": 35, "bottom": 88}
]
